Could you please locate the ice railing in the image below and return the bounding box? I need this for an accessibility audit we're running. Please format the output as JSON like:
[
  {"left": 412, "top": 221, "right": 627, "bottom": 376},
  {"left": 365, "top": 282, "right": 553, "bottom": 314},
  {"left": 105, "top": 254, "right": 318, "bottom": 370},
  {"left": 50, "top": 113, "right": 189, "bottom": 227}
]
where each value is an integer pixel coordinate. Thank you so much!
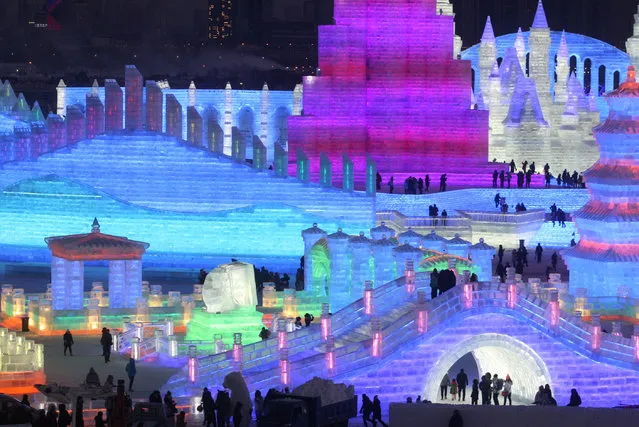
[
  {"left": 163, "top": 273, "right": 420, "bottom": 392},
  {"left": 377, "top": 211, "right": 471, "bottom": 229},
  {"left": 457, "top": 209, "right": 546, "bottom": 224}
]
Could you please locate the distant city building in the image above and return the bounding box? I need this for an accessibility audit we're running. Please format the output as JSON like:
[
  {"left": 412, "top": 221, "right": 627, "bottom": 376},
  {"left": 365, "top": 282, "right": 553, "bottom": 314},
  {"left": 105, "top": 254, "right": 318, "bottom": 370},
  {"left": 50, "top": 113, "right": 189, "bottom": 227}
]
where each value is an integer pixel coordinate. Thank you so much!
[{"left": 209, "top": 0, "right": 233, "bottom": 40}]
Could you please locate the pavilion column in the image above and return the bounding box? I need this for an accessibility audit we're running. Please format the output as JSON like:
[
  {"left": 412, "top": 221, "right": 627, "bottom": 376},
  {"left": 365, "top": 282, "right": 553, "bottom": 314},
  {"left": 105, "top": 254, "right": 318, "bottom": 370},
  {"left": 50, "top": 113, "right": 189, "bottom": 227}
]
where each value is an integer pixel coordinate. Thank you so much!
[
  {"left": 109, "top": 260, "right": 126, "bottom": 309},
  {"left": 125, "top": 259, "right": 143, "bottom": 308},
  {"left": 67, "top": 260, "right": 85, "bottom": 310},
  {"left": 51, "top": 256, "right": 69, "bottom": 310}
]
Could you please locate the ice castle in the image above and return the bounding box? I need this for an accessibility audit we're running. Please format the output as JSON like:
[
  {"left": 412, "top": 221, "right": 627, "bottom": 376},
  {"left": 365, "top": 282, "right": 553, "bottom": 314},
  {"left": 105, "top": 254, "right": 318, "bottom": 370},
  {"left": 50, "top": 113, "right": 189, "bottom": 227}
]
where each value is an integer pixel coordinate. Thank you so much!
[
  {"left": 564, "top": 66, "right": 639, "bottom": 298},
  {"left": 464, "top": 0, "right": 631, "bottom": 173}
]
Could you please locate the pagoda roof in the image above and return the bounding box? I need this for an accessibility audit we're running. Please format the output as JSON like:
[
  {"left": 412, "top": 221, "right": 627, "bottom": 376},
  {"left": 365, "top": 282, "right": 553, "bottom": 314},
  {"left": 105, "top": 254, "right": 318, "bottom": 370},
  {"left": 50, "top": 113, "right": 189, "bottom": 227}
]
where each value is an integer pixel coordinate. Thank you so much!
[
  {"left": 370, "top": 221, "right": 396, "bottom": 236},
  {"left": 447, "top": 234, "right": 471, "bottom": 246},
  {"left": 45, "top": 219, "right": 149, "bottom": 261},
  {"left": 393, "top": 243, "right": 423, "bottom": 254},
  {"left": 398, "top": 228, "right": 423, "bottom": 239},
  {"left": 349, "top": 232, "right": 370, "bottom": 244},
  {"left": 470, "top": 238, "right": 495, "bottom": 251},
  {"left": 423, "top": 230, "right": 447, "bottom": 241},
  {"left": 327, "top": 228, "right": 350, "bottom": 240},
  {"left": 302, "top": 223, "right": 327, "bottom": 236},
  {"left": 606, "top": 66, "right": 639, "bottom": 98}
]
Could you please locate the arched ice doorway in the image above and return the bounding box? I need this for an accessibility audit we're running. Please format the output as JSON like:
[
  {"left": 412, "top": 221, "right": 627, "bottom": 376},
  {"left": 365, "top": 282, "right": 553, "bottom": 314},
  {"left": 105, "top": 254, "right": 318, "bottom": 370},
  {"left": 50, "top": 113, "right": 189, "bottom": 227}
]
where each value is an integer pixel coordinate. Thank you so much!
[{"left": 423, "top": 333, "right": 551, "bottom": 404}]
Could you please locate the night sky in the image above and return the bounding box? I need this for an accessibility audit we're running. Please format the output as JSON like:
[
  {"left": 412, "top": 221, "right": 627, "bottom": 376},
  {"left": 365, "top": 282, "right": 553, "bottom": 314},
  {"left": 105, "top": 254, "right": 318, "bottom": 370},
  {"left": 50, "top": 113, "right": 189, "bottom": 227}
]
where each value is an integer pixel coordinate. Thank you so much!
[{"left": 452, "top": 0, "right": 639, "bottom": 50}]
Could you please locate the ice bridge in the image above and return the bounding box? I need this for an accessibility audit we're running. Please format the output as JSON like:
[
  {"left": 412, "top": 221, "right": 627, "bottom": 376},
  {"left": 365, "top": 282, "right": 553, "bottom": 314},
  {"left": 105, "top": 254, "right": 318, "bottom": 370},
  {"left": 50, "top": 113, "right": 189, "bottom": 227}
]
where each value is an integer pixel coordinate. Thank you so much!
[{"left": 163, "top": 273, "right": 639, "bottom": 408}]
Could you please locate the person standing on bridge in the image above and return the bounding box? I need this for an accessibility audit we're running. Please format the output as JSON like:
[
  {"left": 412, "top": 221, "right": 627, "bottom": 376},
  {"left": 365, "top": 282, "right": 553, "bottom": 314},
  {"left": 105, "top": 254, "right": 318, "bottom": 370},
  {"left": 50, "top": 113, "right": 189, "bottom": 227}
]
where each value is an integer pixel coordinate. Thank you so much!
[
  {"left": 456, "top": 369, "right": 468, "bottom": 402},
  {"left": 440, "top": 373, "right": 451, "bottom": 400}
]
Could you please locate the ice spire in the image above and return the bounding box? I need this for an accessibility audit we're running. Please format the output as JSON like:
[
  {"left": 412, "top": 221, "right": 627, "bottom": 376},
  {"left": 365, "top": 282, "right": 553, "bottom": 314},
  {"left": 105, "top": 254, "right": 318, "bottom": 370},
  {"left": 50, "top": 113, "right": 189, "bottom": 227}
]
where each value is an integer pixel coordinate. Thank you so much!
[
  {"left": 532, "top": 0, "right": 548, "bottom": 29},
  {"left": 481, "top": 17, "right": 495, "bottom": 43},
  {"left": 90, "top": 79, "right": 99, "bottom": 97},
  {"left": 490, "top": 60, "right": 500, "bottom": 78},
  {"left": 31, "top": 101, "right": 45, "bottom": 122},
  {"left": 514, "top": 27, "right": 525, "bottom": 52},
  {"left": 558, "top": 31, "right": 568, "bottom": 58}
]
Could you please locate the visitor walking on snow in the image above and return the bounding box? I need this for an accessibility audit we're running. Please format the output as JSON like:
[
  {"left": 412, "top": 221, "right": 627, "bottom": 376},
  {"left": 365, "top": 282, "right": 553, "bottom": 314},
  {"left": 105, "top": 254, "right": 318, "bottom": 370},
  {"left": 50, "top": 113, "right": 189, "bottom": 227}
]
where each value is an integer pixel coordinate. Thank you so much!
[
  {"left": 440, "top": 373, "right": 451, "bottom": 399},
  {"left": 372, "top": 396, "right": 388, "bottom": 427},
  {"left": 471, "top": 379, "right": 479, "bottom": 405},
  {"left": 63, "top": 329, "right": 74, "bottom": 356},
  {"left": 450, "top": 379, "right": 458, "bottom": 401},
  {"left": 456, "top": 369, "right": 468, "bottom": 402},
  {"left": 100, "top": 328, "right": 113, "bottom": 363},
  {"left": 535, "top": 243, "right": 543, "bottom": 263},
  {"left": 125, "top": 357, "right": 136, "bottom": 392},
  {"left": 360, "top": 394, "right": 375, "bottom": 427},
  {"left": 502, "top": 375, "right": 513, "bottom": 406},
  {"left": 492, "top": 374, "right": 503, "bottom": 405}
]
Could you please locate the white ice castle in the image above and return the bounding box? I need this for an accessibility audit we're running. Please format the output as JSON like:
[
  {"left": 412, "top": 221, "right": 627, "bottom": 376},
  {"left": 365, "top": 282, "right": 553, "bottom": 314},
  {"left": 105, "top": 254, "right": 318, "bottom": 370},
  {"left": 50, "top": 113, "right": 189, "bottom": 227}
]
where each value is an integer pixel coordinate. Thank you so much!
[{"left": 464, "top": 0, "right": 633, "bottom": 173}]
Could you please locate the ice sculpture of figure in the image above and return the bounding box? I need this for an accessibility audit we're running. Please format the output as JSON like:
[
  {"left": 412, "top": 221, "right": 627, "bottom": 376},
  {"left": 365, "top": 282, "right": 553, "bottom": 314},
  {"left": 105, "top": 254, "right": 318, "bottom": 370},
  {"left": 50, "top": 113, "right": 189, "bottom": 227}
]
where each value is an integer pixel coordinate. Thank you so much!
[{"left": 202, "top": 261, "right": 258, "bottom": 313}]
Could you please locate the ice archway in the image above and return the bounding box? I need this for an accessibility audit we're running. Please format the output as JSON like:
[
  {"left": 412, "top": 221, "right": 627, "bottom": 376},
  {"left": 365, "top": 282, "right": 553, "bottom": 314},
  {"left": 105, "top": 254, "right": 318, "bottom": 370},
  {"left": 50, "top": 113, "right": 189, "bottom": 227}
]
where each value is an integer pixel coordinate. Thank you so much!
[{"left": 424, "top": 333, "right": 551, "bottom": 403}]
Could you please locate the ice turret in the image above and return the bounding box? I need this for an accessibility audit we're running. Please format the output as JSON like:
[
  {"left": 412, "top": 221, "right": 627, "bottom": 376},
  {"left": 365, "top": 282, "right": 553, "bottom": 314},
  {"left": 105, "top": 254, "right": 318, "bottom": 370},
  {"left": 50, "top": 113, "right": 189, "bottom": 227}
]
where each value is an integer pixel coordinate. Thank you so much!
[{"left": 531, "top": 0, "right": 548, "bottom": 29}]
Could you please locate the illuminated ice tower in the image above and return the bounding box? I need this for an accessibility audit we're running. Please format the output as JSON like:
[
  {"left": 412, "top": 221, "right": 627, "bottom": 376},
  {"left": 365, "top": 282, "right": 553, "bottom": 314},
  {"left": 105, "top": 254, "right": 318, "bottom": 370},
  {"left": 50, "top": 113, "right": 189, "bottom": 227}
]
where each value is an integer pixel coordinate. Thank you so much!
[
  {"left": 626, "top": 6, "right": 639, "bottom": 67},
  {"left": 564, "top": 66, "right": 639, "bottom": 297},
  {"left": 288, "top": 0, "right": 489, "bottom": 177}
]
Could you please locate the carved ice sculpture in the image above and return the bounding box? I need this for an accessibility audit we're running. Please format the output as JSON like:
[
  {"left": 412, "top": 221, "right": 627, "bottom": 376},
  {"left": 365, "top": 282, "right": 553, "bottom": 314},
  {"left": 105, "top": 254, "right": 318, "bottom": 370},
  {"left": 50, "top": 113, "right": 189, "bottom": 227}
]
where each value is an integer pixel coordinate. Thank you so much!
[{"left": 202, "top": 261, "right": 257, "bottom": 313}]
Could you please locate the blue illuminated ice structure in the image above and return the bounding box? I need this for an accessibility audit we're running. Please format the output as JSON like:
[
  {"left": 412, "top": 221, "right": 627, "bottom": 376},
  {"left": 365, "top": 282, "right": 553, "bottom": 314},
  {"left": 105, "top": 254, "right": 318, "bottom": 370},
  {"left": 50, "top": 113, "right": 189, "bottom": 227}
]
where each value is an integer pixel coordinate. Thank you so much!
[
  {"left": 0, "top": 133, "right": 374, "bottom": 264},
  {"left": 164, "top": 273, "right": 639, "bottom": 408},
  {"left": 564, "top": 66, "right": 639, "bottom": 298}
]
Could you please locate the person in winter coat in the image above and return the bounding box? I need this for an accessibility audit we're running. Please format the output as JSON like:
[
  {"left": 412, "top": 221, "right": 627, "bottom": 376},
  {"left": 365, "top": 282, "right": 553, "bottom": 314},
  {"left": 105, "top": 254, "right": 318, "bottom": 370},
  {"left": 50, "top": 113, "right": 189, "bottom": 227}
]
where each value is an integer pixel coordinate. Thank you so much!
[
  {"left": 430, "top": 269, "right": 439, "bottom": 300},
  {"left": 567, "top": 388, "right": 582, "bottom": 407},
  {"left": 372, "top": 396, "right": 387, "bottom": 427},
  {"left": 440, "top": 373, "right": 451, "bottom": 400},
  {"left": 85, "top": 367, "right": 100, "bottom": 387},
  {"left": 471, "top": 379, "right": 479, "bottom": 405},
  {"left": 449, "top": 410, "right": 463, "bottom": 427},
  {"left": 63, "top": 330, "right": 74, "bottom": 356},
  {"left": 450, "top": 379, "right": 458, "bottom": 401},
  {"left": 57, "top": 403, "right": 72, "bottom": 427},
  {"left": 360, "top": 394, "right": 375, "bottom": 427},
  {"left": 479, "top": 374, "right": 491, "bottom": 405},
  {"left": 456, "top": 369, "right": 469, "bottom": 402},
  {"left": 125, "top": 358, "right": 136, "bottom": 392},
  {"left": 201, "top": 387, "right": 216, "bottom": 427},
  {"left": 502, "top": 375, "right": 513, "bottom": 406},
  {"left": 491, "top": 374, "right": 502, "bottom": 405},
  {"left": 254, "top": 390, "right": 264, "bottom": 420}
]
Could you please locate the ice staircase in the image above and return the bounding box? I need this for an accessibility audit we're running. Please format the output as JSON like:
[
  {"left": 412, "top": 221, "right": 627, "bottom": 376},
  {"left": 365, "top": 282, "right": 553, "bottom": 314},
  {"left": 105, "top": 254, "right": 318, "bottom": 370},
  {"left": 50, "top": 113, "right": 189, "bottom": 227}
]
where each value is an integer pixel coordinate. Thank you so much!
[
  {"left": 164, "top": 277, "right": 639, "bottom": 400},
  {"left": 0, "top": 132, "right": 374, "bottom": 224}
]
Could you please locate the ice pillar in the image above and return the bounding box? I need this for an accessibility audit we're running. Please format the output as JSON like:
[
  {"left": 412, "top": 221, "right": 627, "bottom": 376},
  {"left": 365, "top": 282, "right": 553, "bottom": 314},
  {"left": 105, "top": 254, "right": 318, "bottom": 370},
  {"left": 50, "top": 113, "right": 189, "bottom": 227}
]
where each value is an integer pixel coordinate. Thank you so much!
[
  {"left": 85, "top": 92, "right": 105, "bottom": 139},
  {"left": 166, "top": 94, "right": 183, "bottom": 139},
  {"left": 105, "top": 79, "right": 124, "bottom": 132},
  {"left": 320, "top": 152, "right": 332, "bottom": 188},
  {"left": 56, "top": 79, "right": 66, "bottom": 117},
  {"left": 349, "top": 232, "right": 371, "bottom": 299},
  {"left": 372, "top": 238, "right": 396, "bottom": 287},
  {"left": 327, "top": 229, "right": 351, "bottom": 312},
  {"left": 125, "top": 65, "right": 144, "bottom": 131},
  {"left": 224, "top": 82, "right": 232, "bottom": 155},
  {"left": 145, "top": 81, "right": 163, "bottom": 132},
  {"left": 125, "top": 259, "right": 143, "bottom": 308},
  {"left": 187, "top": 106, "right": 203, "bottom": 147},
  {"left": 108, "top": 260, "right": 126, "bottom": 309}
]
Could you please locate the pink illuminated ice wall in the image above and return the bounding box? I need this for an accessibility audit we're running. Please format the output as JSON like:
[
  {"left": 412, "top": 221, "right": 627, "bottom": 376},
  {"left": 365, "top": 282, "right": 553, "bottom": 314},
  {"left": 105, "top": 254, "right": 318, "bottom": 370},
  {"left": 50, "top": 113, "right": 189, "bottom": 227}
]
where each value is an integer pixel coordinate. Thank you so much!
[{"left": 288, "top": 0, "right": 489, "bottom": 176}]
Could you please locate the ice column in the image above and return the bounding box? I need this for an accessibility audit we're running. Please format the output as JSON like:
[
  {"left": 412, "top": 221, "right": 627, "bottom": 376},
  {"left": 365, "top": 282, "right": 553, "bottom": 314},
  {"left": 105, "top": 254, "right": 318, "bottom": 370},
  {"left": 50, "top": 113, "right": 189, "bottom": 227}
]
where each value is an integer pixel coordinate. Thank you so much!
[
  {"left": 349, "top": 232, "right": 371, "bottom": 299},
  {"left": 416, "top": 290, "right": 428, "bottom": 334},
  {"left": 327, "top": 229, "right": 351, "bottom": 312},
  {"left": 188, "top": 81, "right": 197, "bottom": 107},
  {"left": 371, "top": 317, "right": 382, "bottom": 357},
  {"left": 364, "top": 280, "right": 374, "bottom": 315},
  {"left": 125, "top": 65, "right": 144, "bottom": 131},
  {"left": 232, "top": 333, "right": 243, "bottom": 372},
  {"left": 633, "top": 324, "right": 639, "bottom": 362},
  {"left": 591, "top": 314, "right": 602, "bottom": 352},
  {"left": 372, "top": 237, "right": 396, "bottom": 287},
  {"left": 224, "top": 82, "right": 232, "bottom": 155},
  {"left": 104, "top": 79, "right": 124, "bottom": 132},
  {"left": 301, "top": 223, "right": 328, "bottom": 294},
  {"left": 86, "top": 90, "right": 105, "bottom": 139},
  {"left": 261, "top": 83, "right": 269, "bottom": 146},
  {"left": 86, "top": 298, "right": 101, "bottom": 331},
  {"left": 188, "top": 345, "right": 198, "bottom": 383},
  {"left": 548, "top": 290, "right": 560, "bottom": 329},
  {"left": 279, "top": 347, "right": 290, "bottom": 387},
  {"left": 165, "top": 94, "right": 183, "bottom": 139},
  {"left": 108, "top": 261, "right": 126, "bottom": 309},
  {"left": 56, "top": 79, "right": 66, "bottom": 116},
  {"left": 124, "top": 260, "right": 142, "bottom": 309},
  {"left": 320, "top": 303, "right": 331, "bottom": 341},
  {"left": 145, "top": 81, "right": 163, "bottom": 132},
  {"left": 469, "top": 238, "right": 496, "bottom": 282},
  {"left": 343, "top": 153, "right": 354, "bottom": 192},
  {"left": 404, "top": 259, "right": 416, "bottom": 296},
  {"left": 277, "top": 319, "right": 287, "bottom": 350},
  {"left": 325, "top": 335, "right": 336, "bottom": 376}
]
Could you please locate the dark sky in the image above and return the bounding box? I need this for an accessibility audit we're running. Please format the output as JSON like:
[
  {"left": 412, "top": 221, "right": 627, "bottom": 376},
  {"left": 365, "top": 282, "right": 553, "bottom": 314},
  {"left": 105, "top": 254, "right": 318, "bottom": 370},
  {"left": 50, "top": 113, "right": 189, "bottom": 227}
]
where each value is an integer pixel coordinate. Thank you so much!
[{"left": 451, "top": 0, "right": 639, "bottom": 49}]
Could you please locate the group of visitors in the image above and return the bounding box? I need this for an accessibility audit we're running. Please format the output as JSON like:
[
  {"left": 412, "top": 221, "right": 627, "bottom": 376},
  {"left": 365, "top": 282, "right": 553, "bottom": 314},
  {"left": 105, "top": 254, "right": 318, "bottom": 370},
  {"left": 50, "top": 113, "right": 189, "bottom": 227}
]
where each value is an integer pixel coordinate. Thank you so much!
[
  {"left": 429, "top": 268, "right": 468, "bottom": 299},
  {"left": 200, "top": 386, "right": 248, "bottom": 427},
  {"left": 550, "top": 203, "right": 568, "bottom": 227},
  {"left": 380, "top": 174, "right": 448, "bottom": 193},
  {"left": 360, "top": 394, "right": 389, "bottom": 427},
  {"left": 428, "top": 204, "right": 449, "bottom": 225}
]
